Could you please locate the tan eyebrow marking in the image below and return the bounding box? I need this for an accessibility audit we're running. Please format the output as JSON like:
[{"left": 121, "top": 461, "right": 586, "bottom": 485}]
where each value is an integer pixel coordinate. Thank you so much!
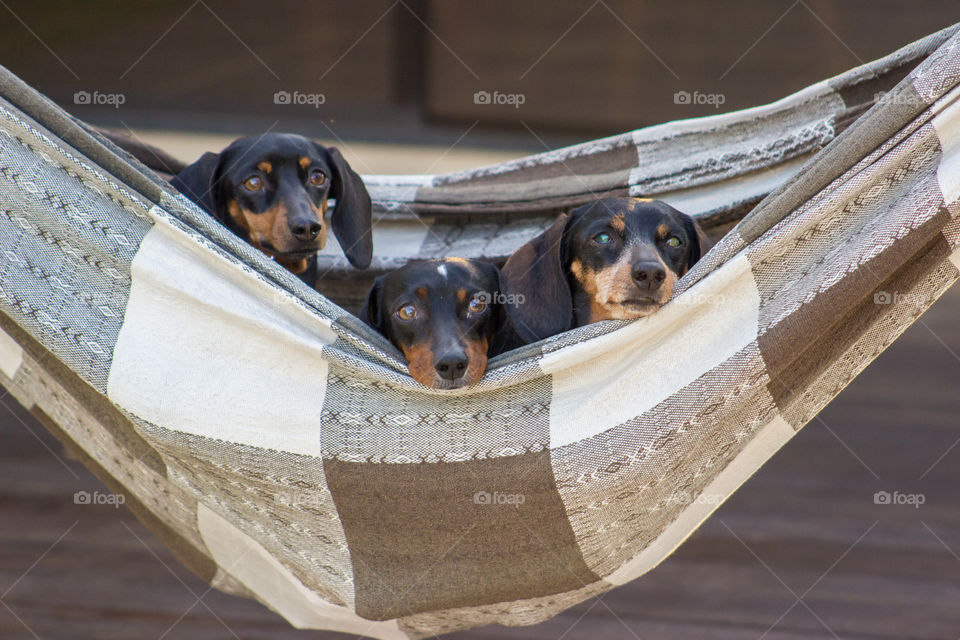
[
  {"left": 610, "top": 214, "right": 626, "bottom": 233},
  {"left": 299, "top": 157, "right": 311, "bottom": 170},
  {"left": 257, "top": 161, "right": 272, "bottom": 174}
]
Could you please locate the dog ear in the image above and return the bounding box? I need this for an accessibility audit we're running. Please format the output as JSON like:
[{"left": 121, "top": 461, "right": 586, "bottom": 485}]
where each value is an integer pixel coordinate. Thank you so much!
[
  {"left": 323, "top": 146, "right": 373, "bottom": 270},
  {"left": 169, "top": 152, "right": 222, "bottom": 217},
  {"left": 498, "top": 214, "right": 573, "bottom": 344},
  {"left": 363, "top": 274, "right": 387, "bottom": 332},
  {"left": 678, "top": 212, "right": 712, "bottom": 267}
]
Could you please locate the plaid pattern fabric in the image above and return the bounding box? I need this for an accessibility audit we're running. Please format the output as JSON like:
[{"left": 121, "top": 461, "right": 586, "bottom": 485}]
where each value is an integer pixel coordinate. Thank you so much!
[{"left": 1, "top": 23, "right": 959, "bottom": 638}]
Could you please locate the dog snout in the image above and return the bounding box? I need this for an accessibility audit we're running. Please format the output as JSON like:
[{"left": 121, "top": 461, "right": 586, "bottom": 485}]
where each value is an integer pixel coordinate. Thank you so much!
[
  {"left": 289, "top": 215, "right": 323, "bottom": 241},
  {"left": 434, "top": 351, "right": 468, "bottom": 381},
  {"left": 631, "top": 260, "right": 666, "bottom": 291}
]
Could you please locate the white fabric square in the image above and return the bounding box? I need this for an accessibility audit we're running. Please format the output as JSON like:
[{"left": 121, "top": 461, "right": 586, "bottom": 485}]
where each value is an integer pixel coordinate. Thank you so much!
[
  {"left": 107, "top": 209, "right": 336, "bottom": 456},
  {"left": 542, "top": 253, "right": 760, "bottom": 447}
]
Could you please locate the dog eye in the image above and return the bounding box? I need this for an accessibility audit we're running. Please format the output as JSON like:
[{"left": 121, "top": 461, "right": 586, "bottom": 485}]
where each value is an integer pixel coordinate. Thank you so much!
[
  {"left": 243, "top": 176, "right": 263, "bottom": 192},
  {"left": 666, "top": 236, "right": 682, "bottom": 248},
  {"left": 395, "top": 304, "right": 418, "bottom": 321},
  {"left": 468, "top": 297, "right": 487, "bottom": 313},
  {"left": 593, "top": 232, "right": 612, "bottom": 244},
  {"left": 309, "top": 170, "right": 326, "bottom": 186}
]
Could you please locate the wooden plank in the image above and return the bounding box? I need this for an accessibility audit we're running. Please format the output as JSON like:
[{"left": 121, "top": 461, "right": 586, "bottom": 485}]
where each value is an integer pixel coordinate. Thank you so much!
[
  {"left": 424, "top": 0, "right": 960, "bottom": 133},
  {"left": 0, "top": 0, "right": 401, "bottom": 121}
]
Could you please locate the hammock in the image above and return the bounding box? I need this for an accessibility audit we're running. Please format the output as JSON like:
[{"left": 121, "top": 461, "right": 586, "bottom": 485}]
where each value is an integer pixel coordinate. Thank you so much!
[{"left": 1, "top": 24, "right": 959, "bottom": 639}]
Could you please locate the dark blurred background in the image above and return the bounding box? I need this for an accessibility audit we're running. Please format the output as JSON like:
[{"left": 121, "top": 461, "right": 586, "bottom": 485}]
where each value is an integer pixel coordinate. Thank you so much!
[{"left": 2, "top": 0, "right": 959, "bottom": 152}]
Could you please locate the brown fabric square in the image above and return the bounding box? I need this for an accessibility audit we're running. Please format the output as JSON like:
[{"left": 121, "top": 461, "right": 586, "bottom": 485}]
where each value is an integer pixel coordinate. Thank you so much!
[
  {"left": 324, "top": 451, "right": 599, "bottom": 620},
  {"left": 763, "top": 232, "right": 953, "bottom": 419}
]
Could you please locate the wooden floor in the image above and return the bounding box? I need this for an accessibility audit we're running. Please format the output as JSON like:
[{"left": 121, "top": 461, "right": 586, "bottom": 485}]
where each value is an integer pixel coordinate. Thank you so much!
[{"left": 2, "top": 286, "right": 960, "bottom": 640}]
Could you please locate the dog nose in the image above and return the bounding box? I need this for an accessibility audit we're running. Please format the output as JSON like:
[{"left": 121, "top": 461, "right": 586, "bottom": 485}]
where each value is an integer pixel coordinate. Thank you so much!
[
  {"left": 290, "top": 218, "right": 323, "bottom": 241},
  {"left": 434, "top": 353, "right": 468, "bottom": 381},
  {"left": 631, "top": 261, "right": 666, "bottom": 290}
]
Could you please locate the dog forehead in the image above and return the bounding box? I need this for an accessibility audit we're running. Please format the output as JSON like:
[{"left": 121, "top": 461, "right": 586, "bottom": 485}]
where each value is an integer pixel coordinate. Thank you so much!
[
  {"left": 388, "top": 260, "right": 491, "bottom": 299},
  {"left": 223, "top": 135, "right": 324, "bottom": 173},
  {"left": 578, "top": 198, "right": 631, "bottom": 221},
  {"left": 427, "top": 258, "right": 487, "bottom": 281},
  {"left": 384, "top": 262, "right": 448, "bottom": 296},
  {"left": 229, "top": 132, "right": 314, "bottom": 154},
  {"left": 620, "top": 202, "right": 678, "bottom": 234}
]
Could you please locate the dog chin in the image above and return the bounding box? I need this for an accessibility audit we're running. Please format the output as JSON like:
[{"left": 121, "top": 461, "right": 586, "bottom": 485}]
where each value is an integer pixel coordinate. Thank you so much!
[
  {"left": 279, "top": 252, "right": 319, "bottom": 265},
  {"left": 438, "top": 377, "right": 470, "bottom": 390},
  {"left": 255, "top": 238, "right": 320, "bottom": 258},
  {"left": 411, "top": 374, "right": 471, "bottom": 390},
  {"left": 270, "top": 246, "right": 321, "bottom": 260},
  {"left": 410, "top": 368, "right": 483, "bottom": 390}
]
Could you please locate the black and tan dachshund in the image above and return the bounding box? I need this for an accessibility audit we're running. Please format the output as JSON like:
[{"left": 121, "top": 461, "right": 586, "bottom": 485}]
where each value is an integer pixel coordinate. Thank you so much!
[
  {"left": 170, "top": 133, "right": 373, "bottom": 283},
  {"left": 498, "top": 197, "right": 709, "bottom": 347},
  {"left": 365, "top": 258, "right": 502, "bottom": 390}
]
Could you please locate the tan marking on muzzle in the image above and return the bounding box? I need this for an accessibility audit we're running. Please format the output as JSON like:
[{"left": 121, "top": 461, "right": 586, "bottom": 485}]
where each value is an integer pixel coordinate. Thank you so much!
[
  {"left": 227, "top": 200, "right": 321, "bottom": 275},
  {"left": 313, "top": 199, "right": 328, "bottom": 248},
  {"left": 228, "top": 200, "right": 289, "bottom": 250},
  {"left": 401, "top": 342, "right": 439, "bottom": 388},
  {"left": 463, "top": 336, "right": 490, "bottom": 386},
  {"left": 573, "top": 252, "right": 676, "bottom": 322},
  {"left": 571, "top": 258, "right": 617, "bottom": 323}
]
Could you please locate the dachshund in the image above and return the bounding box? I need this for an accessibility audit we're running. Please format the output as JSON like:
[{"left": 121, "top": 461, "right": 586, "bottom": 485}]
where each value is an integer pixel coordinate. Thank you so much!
[
  {"left": 365, "top": 258, "right": 503, "bottom": 390},
  {"left": 170, "top": 133, "right": 373, "bottom": 284},
  {"left": 497, "top": 197, "right": 710, "bottom": 347}
]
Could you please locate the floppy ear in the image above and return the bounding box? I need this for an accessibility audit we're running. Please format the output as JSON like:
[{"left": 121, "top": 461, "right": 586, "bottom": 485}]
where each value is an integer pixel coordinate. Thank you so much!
[
  {"left": 679, "top": 212, "right": 712, "bottom": 267},
  {"left": 498, "top": 214, "right": 572, "bottom": 344},
  {"left": 169, "top": 152, "right": 222, "bottom": 217},
  {"left": 324, "top": 146, "right": 373, "bottom": 270},
  {"left": 363, "top": 275, "right": 387, "bottom": 332}
]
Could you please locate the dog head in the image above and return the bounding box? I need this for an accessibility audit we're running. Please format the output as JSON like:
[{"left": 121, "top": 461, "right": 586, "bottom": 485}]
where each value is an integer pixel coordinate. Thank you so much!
[
  {"left": 365, "top": 258, "right": 502, "bottom": 390},
  {"left": 170, "top": 133, "right": 373, "bottom": 275},
  {"left": 499, "top": 198, "right": 709, "bottom": 344}
]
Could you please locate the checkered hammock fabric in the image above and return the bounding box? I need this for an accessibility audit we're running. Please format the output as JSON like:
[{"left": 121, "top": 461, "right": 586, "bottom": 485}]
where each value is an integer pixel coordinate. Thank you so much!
[{"left": 2, "top": 24, "right": 960, "bottom": 639}]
